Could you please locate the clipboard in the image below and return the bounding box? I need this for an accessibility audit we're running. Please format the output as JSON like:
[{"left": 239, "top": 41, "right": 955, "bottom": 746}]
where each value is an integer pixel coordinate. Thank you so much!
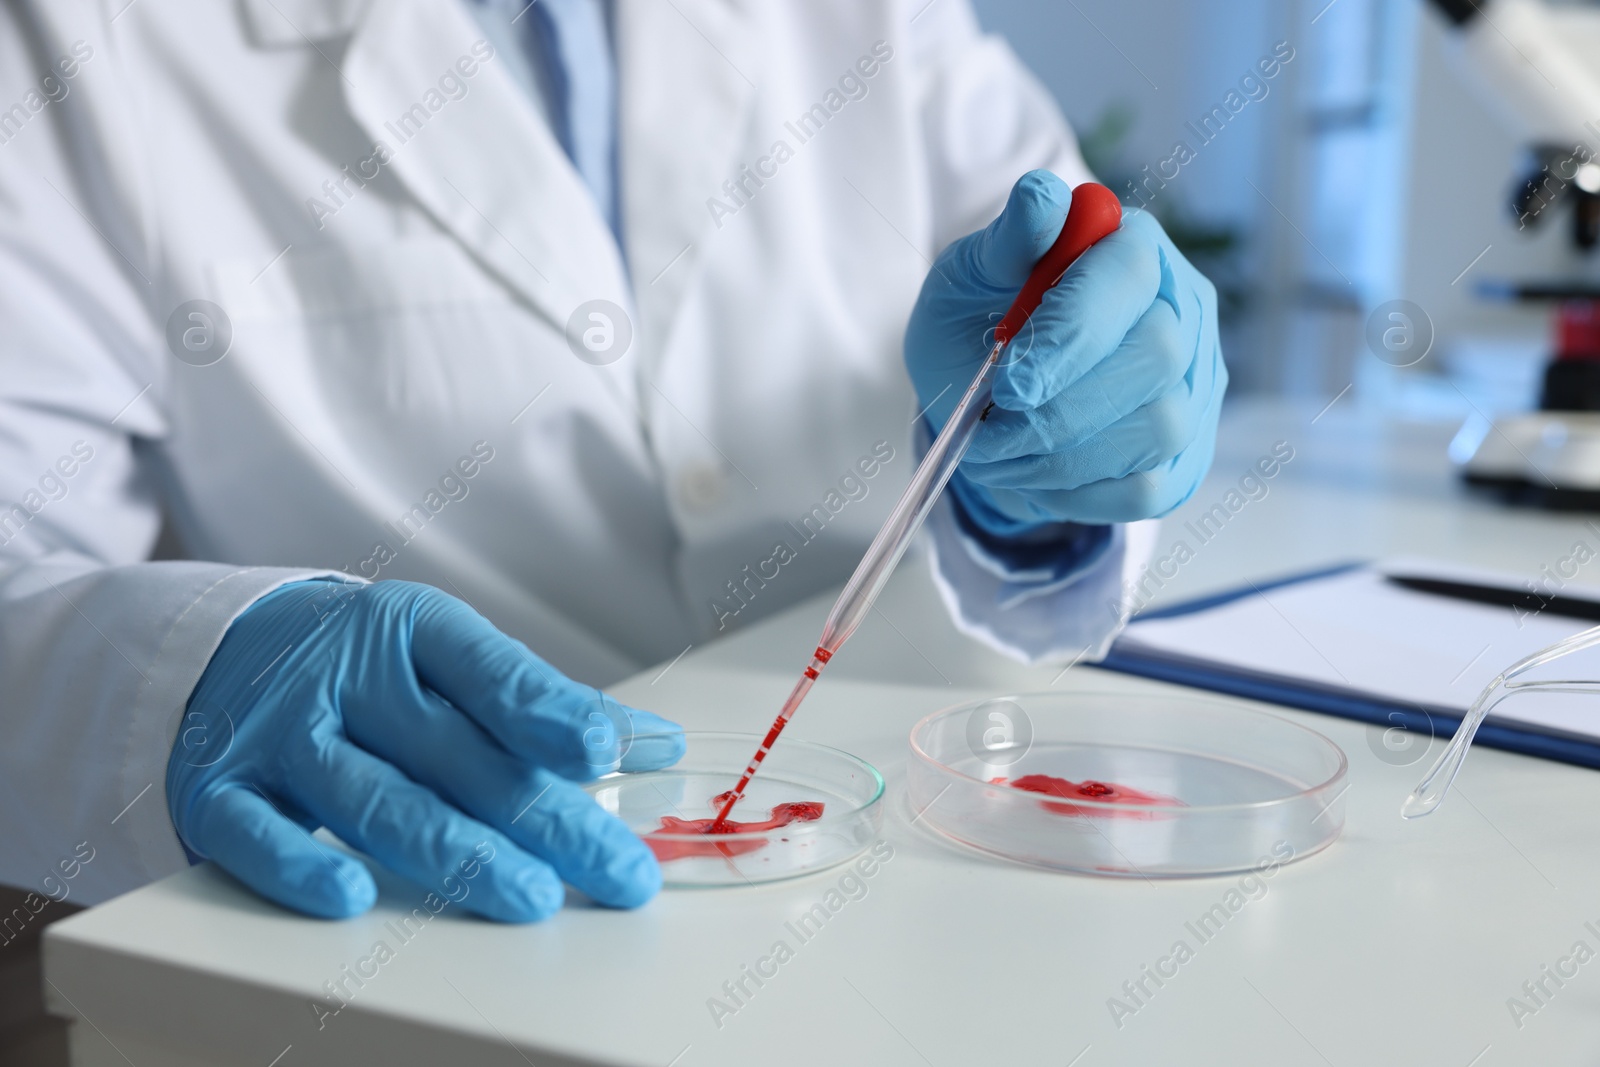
[{"left": 1097, "top": 561, "right": 1600, "bottom": 770}]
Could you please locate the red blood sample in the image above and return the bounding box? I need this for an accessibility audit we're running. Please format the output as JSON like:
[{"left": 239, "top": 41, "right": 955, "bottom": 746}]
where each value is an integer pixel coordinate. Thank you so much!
[
  {"left": 645, "top": 800, "right": 826, "bottom": 862},
  {"left": 989, "top": 773, "right": 1184, "bottom": 819},
  {"left": 711, "top": 645, "right": 834, "bottom": 828}
]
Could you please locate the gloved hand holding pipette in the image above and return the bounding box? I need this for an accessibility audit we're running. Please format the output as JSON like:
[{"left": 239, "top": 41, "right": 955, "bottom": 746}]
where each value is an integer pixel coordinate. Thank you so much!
[
  {"left": 713, "top": 179, "right": 1169, "bottom": 824},
  {"left": 905, "top": 170, "right": 1227, "bottom": 529}
]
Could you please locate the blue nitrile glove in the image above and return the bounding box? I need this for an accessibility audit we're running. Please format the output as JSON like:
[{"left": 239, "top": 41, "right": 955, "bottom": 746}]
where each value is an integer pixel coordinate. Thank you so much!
[
  {"left": 905, "top": 169, "right": 1226, "bottom": 530},
  {"left": 167, "top": 580, "right": 685, "bottom": 921}
]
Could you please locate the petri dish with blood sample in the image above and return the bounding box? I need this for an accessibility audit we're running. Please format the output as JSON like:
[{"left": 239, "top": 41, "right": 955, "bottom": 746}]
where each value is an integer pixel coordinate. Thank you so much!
[
  {"left": 585, "top": 732, "right": 884, "bottom": 887},
  {"left": 908, "top": 692, "right": 1347, "bottom": 877}
]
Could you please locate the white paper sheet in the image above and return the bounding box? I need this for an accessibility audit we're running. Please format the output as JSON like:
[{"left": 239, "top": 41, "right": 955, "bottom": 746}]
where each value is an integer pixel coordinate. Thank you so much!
[{"left": 1115, "top": 559, "right": 1600, "bottom": 739}]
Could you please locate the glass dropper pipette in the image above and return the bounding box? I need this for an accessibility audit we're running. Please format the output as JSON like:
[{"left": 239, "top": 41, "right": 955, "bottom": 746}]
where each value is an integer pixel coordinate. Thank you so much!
[
  {"left": 711, "top": 182, "right": 1125, "bottom": 828},
  {"left": 1402, "top": 622, "right": 1600, "bottom": 818}
]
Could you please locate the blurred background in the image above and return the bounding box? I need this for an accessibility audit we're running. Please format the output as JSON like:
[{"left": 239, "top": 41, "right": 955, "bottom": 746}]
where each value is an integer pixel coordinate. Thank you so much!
[{"left": 972, "top": 0, "right": 1586, "bottom": 417}]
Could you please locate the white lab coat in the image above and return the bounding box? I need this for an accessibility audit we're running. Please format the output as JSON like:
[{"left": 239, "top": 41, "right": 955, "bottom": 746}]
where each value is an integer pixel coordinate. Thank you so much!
[{"left": 0, "top": 0, "right": 1152, "bottom": 905}]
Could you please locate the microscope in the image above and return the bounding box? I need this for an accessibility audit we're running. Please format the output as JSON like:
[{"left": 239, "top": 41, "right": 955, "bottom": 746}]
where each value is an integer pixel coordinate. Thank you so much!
[{"left": 1433, "top": 0, "right": 1600, "bottom": 507}]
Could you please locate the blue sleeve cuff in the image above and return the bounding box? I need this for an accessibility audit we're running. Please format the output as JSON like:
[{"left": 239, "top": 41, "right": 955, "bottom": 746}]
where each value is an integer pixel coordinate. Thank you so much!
[
  {"left": 946, "top": 470, "right": 1115, "bottom": 583},
  {"left": 919, "top": 416, "right": 1114, "bottom": 586}
]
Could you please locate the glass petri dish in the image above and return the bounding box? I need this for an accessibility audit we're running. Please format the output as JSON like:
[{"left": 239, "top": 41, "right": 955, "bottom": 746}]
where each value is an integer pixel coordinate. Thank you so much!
[
  {"left": 908, "top": 691, "right": 1347, "bottom": 877},
  {"left": 585, "top": 732, "right": 884, "bottom": 887}
]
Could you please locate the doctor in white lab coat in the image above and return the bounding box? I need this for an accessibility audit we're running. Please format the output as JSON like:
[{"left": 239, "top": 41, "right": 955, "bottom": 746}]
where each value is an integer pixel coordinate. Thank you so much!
[{"left": 0, "top": 0, "right": 1222, "bottom": 918}]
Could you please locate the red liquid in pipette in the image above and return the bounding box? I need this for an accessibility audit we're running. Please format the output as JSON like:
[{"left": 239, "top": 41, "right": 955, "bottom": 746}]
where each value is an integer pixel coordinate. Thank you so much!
[
  {"left": 710, "top": 646, "right": 832, "bottom": 828},
  {"left": 645, "top": 800, "right": 825, "bottom": 862},
  {"left": 990, "top": 774, "right": 1185, "bottom": 819}
]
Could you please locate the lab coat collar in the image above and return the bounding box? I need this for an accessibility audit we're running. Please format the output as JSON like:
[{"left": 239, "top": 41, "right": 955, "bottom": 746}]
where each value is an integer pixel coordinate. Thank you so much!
[
  {"left": 262, "top": 0, "right": 757, "bottom": 387},
  {"left": 615, "top": 0, "right": 759, "bottom": 367},
  {"left": 341, "top": 0, "right": 632, "bottom": 349},
  {"left": 240, "top": 0, "right": 370, "bottom": 47}
]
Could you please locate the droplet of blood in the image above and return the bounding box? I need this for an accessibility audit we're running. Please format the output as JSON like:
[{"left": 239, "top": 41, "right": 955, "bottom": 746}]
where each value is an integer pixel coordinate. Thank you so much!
[
  {"left": 990, "top": 773, "right": 1184, "bottom": 819},
  {"left": 645, "top": 799, "right": 826, "bottom": 861}
]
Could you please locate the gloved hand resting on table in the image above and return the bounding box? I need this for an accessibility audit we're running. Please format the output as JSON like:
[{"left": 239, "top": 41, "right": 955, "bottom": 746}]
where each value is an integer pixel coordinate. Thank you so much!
[
  {"left": 168, "top": 580, "right": 685, "bottom": 921},
  {"left": 905, "top": 169, "right": 1226, "bottom": 532}
]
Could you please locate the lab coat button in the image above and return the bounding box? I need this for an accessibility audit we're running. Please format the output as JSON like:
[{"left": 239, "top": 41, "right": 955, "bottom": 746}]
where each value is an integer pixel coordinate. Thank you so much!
[{"left": 677, "top": 464, "right": 727, "bottom": 511}]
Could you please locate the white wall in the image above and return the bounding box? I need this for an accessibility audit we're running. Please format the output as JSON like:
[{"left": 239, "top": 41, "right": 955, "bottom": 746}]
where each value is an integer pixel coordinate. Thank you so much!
[
  {"left": 973, "top": 0, "right": 1595, "bottom": 410},
  {"left": 969, "top": 0, "right": 1290, "bottom": 240},
  {"left": 969, "top": 0, "right": 1316, "bottom": 394}
]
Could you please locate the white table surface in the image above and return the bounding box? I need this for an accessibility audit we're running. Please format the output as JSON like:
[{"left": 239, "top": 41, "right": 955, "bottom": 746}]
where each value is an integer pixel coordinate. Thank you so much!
[{"left": 43, "top": 399, "right": 1600, "bottom": 1066}]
